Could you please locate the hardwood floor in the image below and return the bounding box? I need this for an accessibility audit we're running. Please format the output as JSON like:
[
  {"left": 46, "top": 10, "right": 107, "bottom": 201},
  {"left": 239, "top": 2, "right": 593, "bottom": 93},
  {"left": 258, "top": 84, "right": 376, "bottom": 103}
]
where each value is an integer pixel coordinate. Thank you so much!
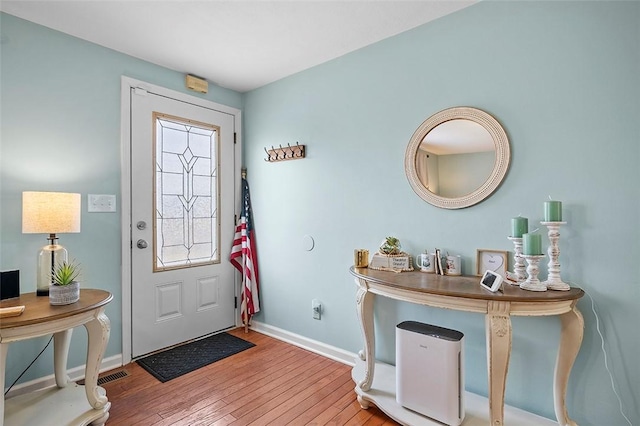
[{"left": 101, "top": 328, "right": 399, "bottom": 425}]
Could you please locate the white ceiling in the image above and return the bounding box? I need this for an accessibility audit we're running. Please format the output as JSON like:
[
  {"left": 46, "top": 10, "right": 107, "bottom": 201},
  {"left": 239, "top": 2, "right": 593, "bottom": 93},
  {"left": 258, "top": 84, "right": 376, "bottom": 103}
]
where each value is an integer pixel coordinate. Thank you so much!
[{"left": 1, "top": 0, "right": 476, "bottom": 93}]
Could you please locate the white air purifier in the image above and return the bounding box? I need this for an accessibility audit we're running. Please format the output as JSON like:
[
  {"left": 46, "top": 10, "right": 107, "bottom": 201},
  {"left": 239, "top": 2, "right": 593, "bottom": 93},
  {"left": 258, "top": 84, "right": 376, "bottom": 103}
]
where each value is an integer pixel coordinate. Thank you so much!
[{"left": 396, "top": 321, "right": 465, "bottom": 426}]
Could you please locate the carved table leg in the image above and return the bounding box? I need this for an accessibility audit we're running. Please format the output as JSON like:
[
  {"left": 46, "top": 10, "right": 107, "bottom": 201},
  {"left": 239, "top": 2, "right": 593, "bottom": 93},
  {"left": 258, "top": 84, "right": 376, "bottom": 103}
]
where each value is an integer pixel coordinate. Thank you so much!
[
  {"left": 53, "top": 328, "right": 73, "bottom": 388},
  {"left": 355, "top": 278, "right": 375, "bottom": 394},
  {"left": 485, "top": 301, "right": 512, "bottom": 426},
  {"left": 83, "top": 308, "right": 111, "bottom": 409},
  {"left": 554, "top": 304, "right": 584, "bottom": 426},
  {"left": 356, "top": 395, "right": 370, "bottom": 409}
]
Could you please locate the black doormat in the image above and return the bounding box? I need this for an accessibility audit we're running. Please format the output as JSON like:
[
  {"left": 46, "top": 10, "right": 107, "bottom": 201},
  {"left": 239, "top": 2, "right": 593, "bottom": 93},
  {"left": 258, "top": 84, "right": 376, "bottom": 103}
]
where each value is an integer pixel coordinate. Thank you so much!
[{"left": 136, "top": 332, "right": 256, "bottom": 382}]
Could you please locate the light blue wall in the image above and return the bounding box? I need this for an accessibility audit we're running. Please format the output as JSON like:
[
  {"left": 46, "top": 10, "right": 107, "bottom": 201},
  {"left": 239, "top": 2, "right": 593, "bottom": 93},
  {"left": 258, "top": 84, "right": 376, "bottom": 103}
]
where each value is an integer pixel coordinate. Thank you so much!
[
  {"left": 1, "top": 2, "right": 638, "bottom": 425},
  {"left": 0, "top": 13, "right": 241, "bottom": 385},
  {"left": 243, "top": 2, "right": 639, "bottom": 425}
]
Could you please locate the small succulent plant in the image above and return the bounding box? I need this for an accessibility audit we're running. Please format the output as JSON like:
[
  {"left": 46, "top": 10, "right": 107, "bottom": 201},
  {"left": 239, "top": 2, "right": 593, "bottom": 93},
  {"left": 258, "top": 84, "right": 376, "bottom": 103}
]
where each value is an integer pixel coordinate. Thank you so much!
[
  {"left": 51, "top": 260, "right": 81, "bottom": 286},
  {"left": 379, "top": 237, "right": 402, "bottom": 255}
]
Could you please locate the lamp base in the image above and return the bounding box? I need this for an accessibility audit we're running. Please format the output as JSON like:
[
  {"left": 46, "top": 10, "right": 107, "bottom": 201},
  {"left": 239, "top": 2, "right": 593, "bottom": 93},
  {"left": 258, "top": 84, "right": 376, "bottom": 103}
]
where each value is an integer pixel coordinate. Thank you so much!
[{"left": 37, "top": 242, "right": 68, "bottom": 296}]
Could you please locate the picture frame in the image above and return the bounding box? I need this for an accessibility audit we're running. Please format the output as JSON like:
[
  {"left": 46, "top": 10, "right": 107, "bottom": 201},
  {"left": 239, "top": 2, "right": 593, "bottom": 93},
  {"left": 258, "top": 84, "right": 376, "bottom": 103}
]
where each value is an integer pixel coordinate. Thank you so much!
[{"left": 476, "top": 249, "right": 509, "bottom": 277}]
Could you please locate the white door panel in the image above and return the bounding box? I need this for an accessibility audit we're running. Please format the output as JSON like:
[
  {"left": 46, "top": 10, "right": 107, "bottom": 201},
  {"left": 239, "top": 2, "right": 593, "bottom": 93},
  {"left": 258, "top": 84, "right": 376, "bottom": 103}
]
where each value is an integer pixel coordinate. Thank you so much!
[{"left": 130, "top": 88, "right": 235, "bottom": 358}]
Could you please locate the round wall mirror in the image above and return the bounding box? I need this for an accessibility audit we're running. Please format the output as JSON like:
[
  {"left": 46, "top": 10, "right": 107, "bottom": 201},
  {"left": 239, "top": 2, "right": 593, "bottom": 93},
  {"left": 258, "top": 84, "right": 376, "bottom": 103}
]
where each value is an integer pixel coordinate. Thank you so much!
[{"left": 405, "top": 107, "right": 510, "bottom": 209}]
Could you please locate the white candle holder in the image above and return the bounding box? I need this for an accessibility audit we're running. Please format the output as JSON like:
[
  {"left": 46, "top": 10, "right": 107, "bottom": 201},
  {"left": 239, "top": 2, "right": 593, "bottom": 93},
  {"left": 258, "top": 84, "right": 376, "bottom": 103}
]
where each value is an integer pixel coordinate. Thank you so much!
[
  {"left": 507, "top": 236, "right": 526, "bottom": 284},
  {"left": 520, "top": 254, "right": 546, "bottom": 292},
  {"left": 541, "top": 221, "right": 570, "bottom": 291}
]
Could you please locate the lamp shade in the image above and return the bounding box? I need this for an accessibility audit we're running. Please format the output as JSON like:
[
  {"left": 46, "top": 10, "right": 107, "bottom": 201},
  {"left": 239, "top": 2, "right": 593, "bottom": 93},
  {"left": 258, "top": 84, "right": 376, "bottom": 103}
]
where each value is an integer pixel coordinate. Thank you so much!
[{"left": 22, "top": 191, "right": 81, "bottom": 234}]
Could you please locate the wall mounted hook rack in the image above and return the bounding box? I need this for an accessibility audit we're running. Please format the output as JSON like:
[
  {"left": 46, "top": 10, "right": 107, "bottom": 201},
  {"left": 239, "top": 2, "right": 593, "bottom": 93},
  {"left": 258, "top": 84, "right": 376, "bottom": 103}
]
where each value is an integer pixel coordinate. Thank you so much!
[{"left": 264, "top": 142, "right": 306, "bottom": 162}]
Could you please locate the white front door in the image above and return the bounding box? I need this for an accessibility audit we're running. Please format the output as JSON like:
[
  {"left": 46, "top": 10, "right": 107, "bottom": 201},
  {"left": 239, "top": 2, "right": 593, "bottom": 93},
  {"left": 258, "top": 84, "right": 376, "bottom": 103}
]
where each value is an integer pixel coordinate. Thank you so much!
[{"left": 130, "top": 87, "right": 236, "bottom": 358}]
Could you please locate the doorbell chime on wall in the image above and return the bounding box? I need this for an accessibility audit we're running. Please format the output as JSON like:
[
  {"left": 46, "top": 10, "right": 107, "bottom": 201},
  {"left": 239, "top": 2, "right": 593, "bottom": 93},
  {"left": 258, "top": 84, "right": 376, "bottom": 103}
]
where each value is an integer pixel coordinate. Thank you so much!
[{"left": 186, "top": 74, "right": 208, "bottom": 94}]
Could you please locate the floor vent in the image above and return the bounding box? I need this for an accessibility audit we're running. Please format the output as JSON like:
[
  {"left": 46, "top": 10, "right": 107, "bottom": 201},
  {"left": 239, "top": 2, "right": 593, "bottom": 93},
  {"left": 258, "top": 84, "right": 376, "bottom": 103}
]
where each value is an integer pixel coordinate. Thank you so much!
[{"left": 77, "top": 369, "right": 129, "bottom": 386}]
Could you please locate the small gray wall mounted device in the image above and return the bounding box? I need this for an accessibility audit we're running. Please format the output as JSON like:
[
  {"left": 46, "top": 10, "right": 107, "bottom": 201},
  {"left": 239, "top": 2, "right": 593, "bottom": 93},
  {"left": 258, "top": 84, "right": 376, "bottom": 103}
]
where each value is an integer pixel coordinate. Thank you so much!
[{"left": 396, "top": 321, "right": 465, "bottom": 426}]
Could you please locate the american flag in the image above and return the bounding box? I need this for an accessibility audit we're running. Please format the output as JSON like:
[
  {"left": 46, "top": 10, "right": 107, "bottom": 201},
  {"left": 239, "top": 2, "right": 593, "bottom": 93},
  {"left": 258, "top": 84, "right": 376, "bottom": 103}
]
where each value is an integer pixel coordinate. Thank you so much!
[{"left": 230, "top": 177, "right": 260, "bottom": 326}]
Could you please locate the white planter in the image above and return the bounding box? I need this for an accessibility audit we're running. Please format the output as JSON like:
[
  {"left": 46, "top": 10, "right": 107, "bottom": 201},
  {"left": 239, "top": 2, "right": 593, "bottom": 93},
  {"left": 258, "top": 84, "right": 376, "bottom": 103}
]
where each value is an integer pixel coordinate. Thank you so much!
[{"left": 49, "top": 281, "right": 80, "bottom": 305}]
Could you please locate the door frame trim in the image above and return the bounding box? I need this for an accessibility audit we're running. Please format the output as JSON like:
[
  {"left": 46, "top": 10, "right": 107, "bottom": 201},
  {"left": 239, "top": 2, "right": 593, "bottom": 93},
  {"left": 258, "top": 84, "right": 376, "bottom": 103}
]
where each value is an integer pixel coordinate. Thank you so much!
[{"left": 120, "top": 76, "right": 242, "bottom": 364}]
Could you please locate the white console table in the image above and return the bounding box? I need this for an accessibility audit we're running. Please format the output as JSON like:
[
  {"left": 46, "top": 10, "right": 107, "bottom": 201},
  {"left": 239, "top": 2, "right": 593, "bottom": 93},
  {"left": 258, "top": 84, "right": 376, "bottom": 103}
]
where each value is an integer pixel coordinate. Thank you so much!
[
  {"left": 351, "top": 267, "right": 585, "bottom": 426},
  {"left": 1, "top": 289, "right": 112, "bottom": 426}
]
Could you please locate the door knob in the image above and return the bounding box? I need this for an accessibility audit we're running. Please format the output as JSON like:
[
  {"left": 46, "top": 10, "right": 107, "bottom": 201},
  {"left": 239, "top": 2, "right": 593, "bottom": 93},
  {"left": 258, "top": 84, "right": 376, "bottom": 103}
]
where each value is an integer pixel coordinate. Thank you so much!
[{"left": 136, "top": 239, "right": 148, "bottom": 249}]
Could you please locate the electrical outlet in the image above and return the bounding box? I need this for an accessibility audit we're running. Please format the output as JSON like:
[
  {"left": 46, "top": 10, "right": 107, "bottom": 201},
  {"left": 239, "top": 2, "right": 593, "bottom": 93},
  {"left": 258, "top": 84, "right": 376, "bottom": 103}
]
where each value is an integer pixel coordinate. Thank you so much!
[{"left": 312, "top": 299, "right": 322, "bottom": 320}]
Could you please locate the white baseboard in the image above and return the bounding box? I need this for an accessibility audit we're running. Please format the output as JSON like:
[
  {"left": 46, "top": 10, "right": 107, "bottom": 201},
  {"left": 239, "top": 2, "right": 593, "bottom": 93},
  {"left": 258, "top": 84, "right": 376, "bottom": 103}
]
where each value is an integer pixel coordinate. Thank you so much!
[
  {"left": 249, "top": 321, "right": 357, "bottom": 367},
  {"left": 4, "top": 353, "right": 123, "bottom": 399}
]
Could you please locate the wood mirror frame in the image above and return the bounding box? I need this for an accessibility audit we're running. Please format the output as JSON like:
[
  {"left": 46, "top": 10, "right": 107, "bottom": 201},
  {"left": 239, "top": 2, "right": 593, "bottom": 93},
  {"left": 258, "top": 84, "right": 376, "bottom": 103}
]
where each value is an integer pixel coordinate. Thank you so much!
[{"left": 404, "top": 107, "right": 510, "bottom": 209}]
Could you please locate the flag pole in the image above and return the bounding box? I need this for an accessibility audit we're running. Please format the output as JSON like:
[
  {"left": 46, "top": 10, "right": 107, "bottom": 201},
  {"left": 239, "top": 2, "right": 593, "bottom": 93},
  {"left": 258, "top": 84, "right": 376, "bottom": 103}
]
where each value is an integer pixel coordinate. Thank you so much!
[
  {"left": 242, "top": 167, "right": 248, "bottom": 333},
  {"left": 232, "top": 166, "right": 258, "bottom": 334}
]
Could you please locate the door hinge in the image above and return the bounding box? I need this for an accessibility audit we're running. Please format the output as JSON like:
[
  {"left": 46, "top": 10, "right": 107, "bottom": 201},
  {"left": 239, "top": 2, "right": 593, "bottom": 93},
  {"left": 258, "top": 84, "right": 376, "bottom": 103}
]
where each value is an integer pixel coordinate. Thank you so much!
[
  {"left": 234, "top": 132, "right": 237, "bottom": 144},
  {"left": 234, "top": 296, "right": 238, "bottom": 309},
  {"left": 234, "top": 214, "right": 237, "bottom": 224}
]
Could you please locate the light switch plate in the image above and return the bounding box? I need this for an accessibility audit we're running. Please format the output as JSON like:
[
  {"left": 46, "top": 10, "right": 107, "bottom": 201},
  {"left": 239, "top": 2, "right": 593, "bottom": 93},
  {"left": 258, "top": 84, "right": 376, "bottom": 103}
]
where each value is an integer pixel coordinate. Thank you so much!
[{"left": 88, "top": 194, "right": 117, "bottom": 212}]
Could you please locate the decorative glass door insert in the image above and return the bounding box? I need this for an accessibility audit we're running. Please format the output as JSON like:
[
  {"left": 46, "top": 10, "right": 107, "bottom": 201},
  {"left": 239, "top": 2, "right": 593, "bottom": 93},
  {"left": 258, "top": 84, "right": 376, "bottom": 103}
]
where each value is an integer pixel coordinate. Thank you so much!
[{"left": 153, "top": 112, "right": 220, "bottom": 271}]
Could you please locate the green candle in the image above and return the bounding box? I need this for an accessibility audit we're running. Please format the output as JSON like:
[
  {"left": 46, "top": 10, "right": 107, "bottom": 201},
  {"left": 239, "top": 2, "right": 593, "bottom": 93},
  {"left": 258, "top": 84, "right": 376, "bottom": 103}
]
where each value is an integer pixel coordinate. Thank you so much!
[
  {"left": 544, "top": 200, "right": 562, "bottom": 222},
  {"left": 511, "top": 216, "right": 528, "bottom": 238},
  {"left": 523, "top": 232, "right": 542, "bottom": 255}
]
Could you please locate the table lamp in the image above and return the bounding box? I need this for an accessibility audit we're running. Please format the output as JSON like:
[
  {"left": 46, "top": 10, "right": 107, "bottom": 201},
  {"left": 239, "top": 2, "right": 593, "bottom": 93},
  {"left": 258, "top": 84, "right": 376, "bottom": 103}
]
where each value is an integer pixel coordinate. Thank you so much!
[{"left": 22, "top": 191, "right": 81, "bottom": 295}]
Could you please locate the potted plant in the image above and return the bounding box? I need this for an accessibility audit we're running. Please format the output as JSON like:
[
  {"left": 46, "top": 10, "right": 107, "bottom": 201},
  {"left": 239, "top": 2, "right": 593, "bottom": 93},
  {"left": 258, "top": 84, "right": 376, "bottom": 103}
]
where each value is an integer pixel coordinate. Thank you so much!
[
  {"left": 49, "top": 259, "right": 81, "bottom": 305},
  {"left": 379, "top": 236, "right": 402, "bottom": 255}
]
